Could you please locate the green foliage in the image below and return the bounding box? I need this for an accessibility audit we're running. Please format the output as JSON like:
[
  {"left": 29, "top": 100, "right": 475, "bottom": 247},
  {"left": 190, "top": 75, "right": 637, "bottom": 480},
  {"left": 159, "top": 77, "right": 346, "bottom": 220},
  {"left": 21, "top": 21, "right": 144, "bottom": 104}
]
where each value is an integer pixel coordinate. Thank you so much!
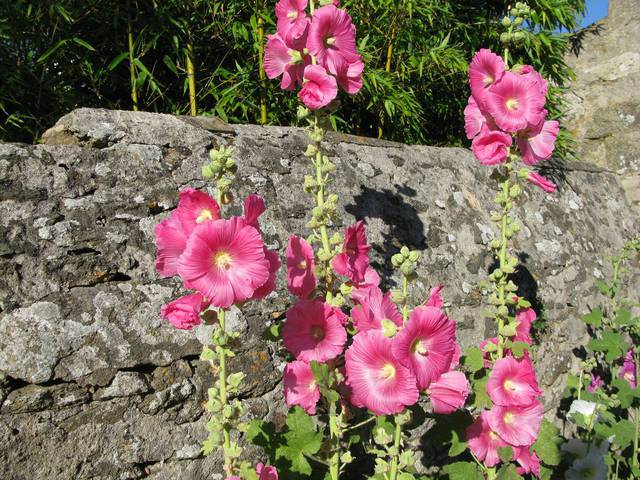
[
  {"left": 533, "top": 419, "right": 562, "bottom": 466},
  {"left": 442, "top": 461, "right": 483, "bottom": 479},
  {"left": 1, "top": 0, "right": 585, "bottom": 149}
]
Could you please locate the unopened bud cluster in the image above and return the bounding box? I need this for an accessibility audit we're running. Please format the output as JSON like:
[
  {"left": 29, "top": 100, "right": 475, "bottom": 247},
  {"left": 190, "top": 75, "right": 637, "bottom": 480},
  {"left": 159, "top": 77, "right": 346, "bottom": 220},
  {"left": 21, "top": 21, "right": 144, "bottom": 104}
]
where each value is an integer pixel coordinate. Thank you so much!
[
  {"left": 500, "top": 2, "right": 534, "bottom": 46},
  {"left": 202, "top": 146, "right": 237, "bottom": 203}
]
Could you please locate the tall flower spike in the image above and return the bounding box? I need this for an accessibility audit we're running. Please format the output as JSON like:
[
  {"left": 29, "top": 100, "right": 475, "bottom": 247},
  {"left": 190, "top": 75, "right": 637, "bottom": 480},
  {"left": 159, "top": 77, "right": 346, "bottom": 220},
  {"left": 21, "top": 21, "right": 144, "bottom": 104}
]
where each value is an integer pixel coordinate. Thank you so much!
[
  {"left": 392, "top": 306, "right": 457, "bottom": 390},
  {"left": 345, "top": 330, "right": 419, "bottom": 415},
  {"left": 282, "top": 299, "right": 347, "bottom": 362},
  {"left": 177, "top": 217, "right": 271, "bottom": 308}
]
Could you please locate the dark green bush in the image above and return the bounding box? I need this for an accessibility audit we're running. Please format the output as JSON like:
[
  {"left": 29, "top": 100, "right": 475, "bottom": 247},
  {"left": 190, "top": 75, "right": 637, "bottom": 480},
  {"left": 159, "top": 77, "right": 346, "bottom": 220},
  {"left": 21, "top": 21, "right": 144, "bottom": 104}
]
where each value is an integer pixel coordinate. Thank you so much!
[{"left": 1, "top": 0, "right": 585, "bottom": 153}]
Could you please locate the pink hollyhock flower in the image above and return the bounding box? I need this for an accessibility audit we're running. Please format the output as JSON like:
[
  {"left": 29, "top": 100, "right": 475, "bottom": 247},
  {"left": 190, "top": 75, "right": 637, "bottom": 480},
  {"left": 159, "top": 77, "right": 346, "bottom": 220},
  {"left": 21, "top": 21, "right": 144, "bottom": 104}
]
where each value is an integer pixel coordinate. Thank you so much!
[
  {"left": 283, "top": 360, "right": 320, "bottom": 415},
  {"left": 286, "top": 235, "right": 317, "bottom": 298},
  {"left": 471, "top": 126, "right": 512, "bottom": 166},
  {"left": 350, "top": 267, "right": 381, "bottom": 303},
  {"left": 351, "top": 286, "right": 402, "bottom": 333},
  {"left": 177, "top": 217, "right": 270, "bottom": 308},
  {"left": 345, "top": 330, "right": 419, "bottom": 415},
  {"left": 392, "top": 306, "right": 457, "bottom": 390},
  {"left": 514, "top": 308, "right": 535, "bottom": 345},
  {"left": 469, "top": 49, "right": 505, "bottom": 108},
  {"left": 175, "top": 187, "right": 221, "bottom": 237},
  {"left": 526, "top": 171, "right": 557, "bottom": 193},
  {"left": 449, "top": 343, "right": 462, "bottom": 370},
  {"left": 515, "top": 446, "right": 541, "bottom": 476},
  {"left": 332, "top": 220, "right": 371, "bottom": 283},
  {"left": 275, "top": 0, "right": 309, "bottom": 43},
  {"left": 307, "top": 5, "right": 360, "bottom": 75},
  {"left": 282, "top": 300, "right": 347, "bottom": 362},
  {"left": 464, "top": 96, "right": 488, "bottom": 140},
  {"left": 620, "top": 349, "right": 637, "bottom": 388},
  {"left": 588, "top": 373, "right": 605, "bottom": 393},
  {"left": 160, "top": 293, "right": 209, "bottom": 330},
  {"left": 154, "top": 213, "right": 187, "bottom": 277},
  {"left": 427, "top": 371, "right": 469, "bottom": 414},
  {"left": 517, "top": 65, "right": 548, "bottom": 98},
  {"left": 250, "top": 248, "right": 281, "bottom": 300},
  {"left": 486, "top": 71, "right": 547, "bottom": 132},
  {"left": 487, "top": 400, "right": 543, "bottom": 447},
  {"left": 335, "top": 58, "right": 364, "bottom": 95},
  {"left": 487, "top": 355, "right": 541, "bottom": 406},
  {"left": 264, "top": 33, "right": 309, "bottom": 91},
  {"left": 299, "top": 64, "right": 338, "bottom": 110},
  {"left": 256, "top": 463, "right": 279, "bottom": 480},
  {"left": 467, "top": 411, "right": 508, "bottom": 467},
  {"left": 425, "top": 284, "right": 444, "bottom": 308},
  {"left": 516, "top": 120, "right": 559, "bottom": 165},
  {"left": 243, "top": 194, "right": 266, "bottom": 230}
]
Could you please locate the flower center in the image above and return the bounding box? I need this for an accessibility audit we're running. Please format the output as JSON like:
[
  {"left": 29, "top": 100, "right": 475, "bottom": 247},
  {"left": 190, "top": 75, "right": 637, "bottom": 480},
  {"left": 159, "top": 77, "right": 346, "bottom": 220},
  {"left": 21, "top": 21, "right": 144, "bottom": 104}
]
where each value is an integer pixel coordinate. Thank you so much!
[
  {"left": 325, "top": 36, "right": 336, "bottom": 46},
  {"left": 213, "top": 251, "right": 233, "bottom": 270},
  {"left": 196, "top": 209, "right": 214, "bottom": 223},
  {"left": 506, "top": 98, "right": 519, "bottom": 111},
  {"left": 381, "top": 363, "right": 396, "bottom": 380},
  {"left": 503, "top": 412, "right": 515, "bottom": 424},
  {"left": 309, "top": 380, "right": 317, "bottom": 391},
  {"left": 411, "top": 338, "right": 427, "bottom": 355},
  {"left": 624, "top": 372, "right": 635, "bottom": 382},
  {"left": 503, "top": 379, "right": 516, "bottom": 391},
  {"left": 287, "top": 10, "right": 298, "bottom": 19},
  {"left": 310, "top": 325, "right": 325, "bottom": 341},
  {"left": 483, "top": 75, "right": 494, "bottom": 85},
  {"left": 489, "top": 431, "right": 500, "bottom": 441},
  {"left": 297, "top": 259, "right": 307, "bottom": 270}
]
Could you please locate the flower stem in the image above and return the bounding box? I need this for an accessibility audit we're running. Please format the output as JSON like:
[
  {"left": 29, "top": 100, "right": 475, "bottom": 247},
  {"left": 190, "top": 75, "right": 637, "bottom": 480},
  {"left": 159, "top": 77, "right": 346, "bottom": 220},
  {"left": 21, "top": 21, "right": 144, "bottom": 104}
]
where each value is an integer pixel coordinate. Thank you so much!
[
  {"left": 343, "top": 415, "right": 376, "bottom": 432},
  {"left": 218, "top": 308, "right": 232, "bottom": 473},
  {"left": 402, "top": 275, "right": 409, "bottom": 323},
  {"left": 497, "top": 176, "right": 510, "bottom": 359},
  {"left": 388, "top": 416, "right": 403, "bottom": 480},
  {"left": 634, "top": 351, "right": 639, "bottom": 469},
  {"left": 328, "top": 401, "right": 341, "bottom": 480},
  {"left": 186, "top": 41, "right": 197, "bottom": 116}
]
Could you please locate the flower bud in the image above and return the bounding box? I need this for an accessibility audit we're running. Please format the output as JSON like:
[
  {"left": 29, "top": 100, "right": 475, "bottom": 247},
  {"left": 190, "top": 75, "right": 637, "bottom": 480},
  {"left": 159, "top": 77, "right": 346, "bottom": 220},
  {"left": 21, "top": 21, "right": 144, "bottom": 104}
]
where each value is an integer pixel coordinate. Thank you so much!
[
  {"left": 513, "top": 16, "right": 524, "bottom": 26},
  {"left": 500, "top": 32, "right": 511, "bottom": 44},
  {"left": 382, "top": 319, "right": 398, "bottom": 338},
  {"left": 304, "top": 144, "right": 318, "bottom": 157},
  {"left": 391, "top": 253, "right": 404, "bottom": 267},
  {"left": 501, "top": 17, "right": 512, "bottom": 27},
  {"left": 390, "top": 290, "right": 406, "bottom": 304},
  {"left": 513, "top": 31, "right": 526, "bottom": 43},
  {"left": 297, "top": 105, "right": 310, "bottom": 120}
]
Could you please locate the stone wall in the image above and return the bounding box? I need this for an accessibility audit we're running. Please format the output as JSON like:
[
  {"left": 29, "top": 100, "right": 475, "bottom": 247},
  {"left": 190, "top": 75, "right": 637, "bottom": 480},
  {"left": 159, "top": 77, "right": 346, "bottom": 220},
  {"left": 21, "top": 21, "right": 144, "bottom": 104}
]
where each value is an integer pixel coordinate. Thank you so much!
[{"left": 1, "top": 108, "right": 638, "bottom": 479}]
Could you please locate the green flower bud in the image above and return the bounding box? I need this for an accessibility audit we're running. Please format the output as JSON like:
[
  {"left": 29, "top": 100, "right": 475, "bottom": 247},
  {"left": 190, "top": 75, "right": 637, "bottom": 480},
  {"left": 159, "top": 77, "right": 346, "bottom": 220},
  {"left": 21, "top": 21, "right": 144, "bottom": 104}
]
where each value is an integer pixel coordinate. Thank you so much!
[
  {"left": 339, "top": 283, "right": 353, "bottom": 296},
  {"left": 500, "top": 32, "right": 512, "bottom": 44},
  {"left": 304, "top": 144, "right": 318, "bottom": 157},
  {"left": 400, "top": 246, "right": 410, "bottom": 257},
  {"left": 390, "top": 290, "right": 406, "bottom": 304},
  {"left": 391, "top": 253, "right": 404, "bottom": 267},
  {"left": 297, "top": 105, "right": 310, "bottom": 120},
  {"left": 382, "top": 319, "right": 398, "bottom": 338},
  {"left": 501, "top": 17, "right": 512, "bottom": 27},
  {"left": 408, "top": 250, "right": 420, "bottom": 262},
  {"left": 513, "top": 31, "right": 526, "bottom": 43},
  {"left": 513, "top": 16, "right": 524, "bottom": 26},
  {"left": 202, "top": 164, "right": 214, "bottom": 179}
]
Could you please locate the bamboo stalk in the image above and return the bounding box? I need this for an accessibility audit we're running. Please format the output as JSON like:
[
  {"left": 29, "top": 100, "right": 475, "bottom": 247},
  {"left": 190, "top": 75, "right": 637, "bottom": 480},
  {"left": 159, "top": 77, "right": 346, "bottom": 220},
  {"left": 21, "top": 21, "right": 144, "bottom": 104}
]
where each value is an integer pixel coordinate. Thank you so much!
[
  {"left": 186, "top": 41, "right": 197, "bottom": 116},
  {"left": 126, "top": 0, "right": 138, "bottom": 111},
  {"left": 378, "top": 26, "right": 397, "bottom": 138},
  {"left": 257, "top": 0, "right": 267, "bottom": 124}
]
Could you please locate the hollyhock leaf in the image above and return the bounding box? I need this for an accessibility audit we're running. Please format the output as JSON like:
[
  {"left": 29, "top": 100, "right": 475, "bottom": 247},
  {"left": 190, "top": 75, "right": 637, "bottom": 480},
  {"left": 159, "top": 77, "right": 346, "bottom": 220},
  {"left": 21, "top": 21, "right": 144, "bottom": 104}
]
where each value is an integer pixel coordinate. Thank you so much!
[
  {"left": 533, "top": 419, "right": 562, "bottom": 466},
  {"left": 613, "top": 308, "right": 633, "bottom": 327},
  {"left": 596, "top": 280, "right": 611, "bottom": 296},
  {"left": 498, "top": 445, "right": 514, "bottom": 462},
  {"left": 582, "top": 308, "right": 603, "bottom": 327},
  {"left": 448, "top": 430, "right": 468, "bottom": 457},
  {"left": 588, "top": 331, "right": 625, "bottom": 362},
  {"left": 472, "top": 376, "right": 491, "bottom": 409},
  {"left": 610, "top": 419, "right": 634, "bottom": 448},
  {"left": 612, "top": 378, "right": 640, "bottom": 409},
  {"left": 496, "top": 464, "right": 522, "bottom": 480},
  {"left": 442, "top": 461, "right": 484, "bottom": 480},
  {"left": 505, "top": 340, "right": 529, "bottom": 358},
  {"left": 463, "top": 347, "right": 484, "bottom": 373}
]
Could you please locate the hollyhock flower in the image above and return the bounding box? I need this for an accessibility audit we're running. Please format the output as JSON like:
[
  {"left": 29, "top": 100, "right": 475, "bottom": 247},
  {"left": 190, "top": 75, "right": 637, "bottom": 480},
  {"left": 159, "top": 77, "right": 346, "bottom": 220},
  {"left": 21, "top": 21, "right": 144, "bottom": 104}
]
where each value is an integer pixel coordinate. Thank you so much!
[
  {"left": 427, "top": 371, "right": 469, "bottom": 414},
  {"left": 256, "top": 463, "right": 279, "bottom": 480},
  {"left": 588, "top": 373, "right": 605, "bottom": 393},
  {"left": 619, "top": 349, "right": 637, "bottom": 387},
  {"left": 275, "top": 0, "right": 309, "bottom": 43},
  {"left": 486, "top": 400, "right": 543, "bottom": 447},
  {"left": 514, "top": 308, "right": 535, "bottom": 344},
  {"left": 469, "top": 49, "right": 505, "bottom": 108},
  {"left": 154, "top": 213, "right": 187, "bottom": 277},
  {"left": 160, "top": 293, "right": 209, "bottom": 330},
  {"left": 464, "top": 96, "right": 488, "bottom": 139},
  {"left": 392, "top": 306, "right": 457, "bottom": 390},
  {"left": 526, "top": 171, "right": 557, "bottom": 193},
  {"left": 244, "top": 194, "right": 266, "bottom": 230},
  {"left": 307, "top": 5, "right": 360, "bottom": 75},
  {"left": 514, "top": 446, "right": 541, "bottom": 477},
  {"left": 283, "top": 299, "right": 347, "bottom": 362},
  {"left": 175, "top": 187, "right": 221, "bottom": 237},
  {"left": 466, "top": 411, "right": 508, "bottom": 467},
  {"left": 264, "top": 33, "right": 309, "bottom": 91},
  {"left": 351, "top": 286, "right": 402, "bottom": 333},
  {"left": 286, "top": 235, "right": 317, "bottom": 298},
  {"left": 449, "top": 343, "right": 462, "bottom": 370},
  {"left": 350, "top": 267, "right": 381, "bottom": 303},
  {"left": 284, "top": 360, "right": 320, "bottom": 415},
  {"left": 332, "top": 220, "right": 371, "bottom": 283},
  {"left": 425, "top": 284, "right": 444, "bottom": 308},
  {"left": 345, "top": 330, "right": 419, "bottom": 415},
  {"left": 299, "top": 64, "right": 338, "bottom": 110},
  {"left": 486, "top": 71, "right": 546, "bottom": 132},
  {"left": 517, "top": 65, "right": 548, "bottom": 98},
  {"left": 471, "top": 126, "right": 512, "bottom": 166},
  {"left": 177, "top": 217, "right": 270, "bottom": 308},
  {"left": 487, "top": 355, "right": 541, "bottom": 406},
  {"left": 516, "top": 120, "right": 559, "bottom": 165},
  {"left": 568, "top": 399, "right": 599, "bottom": 424},
  {"left": 250, "top": 249, "right": 281, "bottom": 300},
  {"left": 335, "top": 58, "right": 364, "bottom": 95}
]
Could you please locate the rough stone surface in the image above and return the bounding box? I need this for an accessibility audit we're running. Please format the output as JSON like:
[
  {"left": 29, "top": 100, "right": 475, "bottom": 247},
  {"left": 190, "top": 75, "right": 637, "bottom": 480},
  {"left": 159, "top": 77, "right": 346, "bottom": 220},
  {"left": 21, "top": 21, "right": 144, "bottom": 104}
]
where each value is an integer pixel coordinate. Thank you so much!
[
  {"left": 1, "top": 108, "right": 639, "bottom": 479},
  {"left": 564, "top": 0, "right": 640, "bottom": 209}
]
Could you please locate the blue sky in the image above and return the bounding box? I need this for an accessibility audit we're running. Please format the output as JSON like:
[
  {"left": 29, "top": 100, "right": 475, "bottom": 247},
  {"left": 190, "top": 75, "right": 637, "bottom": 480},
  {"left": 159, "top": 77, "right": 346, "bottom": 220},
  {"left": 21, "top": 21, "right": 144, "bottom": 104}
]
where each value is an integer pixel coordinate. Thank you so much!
[{"left": 581, "top": 0, "right": 608, "bottom": 27}]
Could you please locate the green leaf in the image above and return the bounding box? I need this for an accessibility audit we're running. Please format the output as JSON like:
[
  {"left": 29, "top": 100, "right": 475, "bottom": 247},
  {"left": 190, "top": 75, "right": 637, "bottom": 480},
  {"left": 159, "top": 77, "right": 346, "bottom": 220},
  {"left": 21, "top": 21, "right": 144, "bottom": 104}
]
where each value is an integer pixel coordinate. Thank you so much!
[
  {"left": 614, "top": 308, "right": 634, "bottom": 327},
  {"left": 498, "top": 445, "right": 514, "bottom": 462},
  {"left": 443, "top": 461, "right": 483, "bottom": 480},
  {"left": 72, "top": 37, "right": 95, "bottom": 51},
  {"left": 276, "top": 407, "right": 323, "bottom": 475},
  {"left": 496, "top": 463, "right": 523, "bottom": 480},
  {"left": 448, "top": 430, "right": 467, "bottom": 457},
  {"left": 472, "top": 376, "right": 491, "bottom": 409},
  {"left": 37, "top": 39, "right": 68, "bottom": 62},
  {"left": 108, "top": 52, "right": 129, "bottom": 71},
  {"left": 610, "top": 419, "right": 635, "bottom": 448},
  {"left": 587, "top": 330, "right": 625, "bottom": 362},
  {"left": 596, "top": 280, "right": 611, "bottom": 296},
  {"left": 533, "top": 419, "right": 562, "bottom": 466},
  {"left": 582, "top": 308, "right": 603, "bottom": 327},
  {"left": 612, "top": 378, "right": 640, "bottom": 409},
  {"left": 463, "top": 347, "right": 484, "bottom": 373}
]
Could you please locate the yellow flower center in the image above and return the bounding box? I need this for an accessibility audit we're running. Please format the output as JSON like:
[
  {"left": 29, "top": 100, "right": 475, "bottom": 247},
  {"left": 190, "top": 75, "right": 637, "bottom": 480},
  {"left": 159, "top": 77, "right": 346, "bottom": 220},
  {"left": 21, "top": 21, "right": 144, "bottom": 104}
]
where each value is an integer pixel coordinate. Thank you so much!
[
  {"left": 310, "top": 325, "right": 325, "bottom": 341},
  {"left": 196, "top": 209, "right": 214, "bottom": 224},
  {"left": 489, "top": 431, "right": 500, "bottom": 440},
  {"left": 503, "top": 379, "right": 516, "bottom": 391},
  {"left": 297, "top": 260, "right": 307, "bottom": 270},
  {"left": 287, "top": 11, "right": 298, "bottom": 19},
  {"left": 503, "top": 412, "right": 515, "bottom": 424},
  {"left": 325, "top": 36, "right": 336, "bottom": 46},
  {"left": 411, "top": 338, "right": 427, "bottom": 355},
  {"left": 381, "top": 363, "right": 396, "bottom": 380},
  {"left": 309, "top": 380, "right": 317, "bottom": 391},
  {"left": 213, "top": 251, "right": 232, "bottom": 270},
  {"left": 506, "top": 98, "right": 519, "bottom": 111},
  {"left": 483, "top": 75, "right": 494, "bottom": 85}
]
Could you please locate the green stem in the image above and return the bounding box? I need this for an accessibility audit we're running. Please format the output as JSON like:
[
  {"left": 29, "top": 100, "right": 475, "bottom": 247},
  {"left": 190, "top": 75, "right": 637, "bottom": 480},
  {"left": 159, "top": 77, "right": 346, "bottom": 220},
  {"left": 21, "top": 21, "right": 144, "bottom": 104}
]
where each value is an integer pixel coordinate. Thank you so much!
[
  {"left": 257, "top": 0, "right": 267, "bottom": 124},
  {"left": 126, "top": 0, "right": 138, "bottom": 111},
  {"left": 402, "top": 275, "right": 408, "bottom": 323},
  {"left": 388, "top": 417, "right": 402, "bottom": 480},
  {"left": 634, "top": 352, "right": 639, "bottom": 469},
  {"left": 343, "top": 415, "right": 376, "bottom": 432},
  {"left": 186, "top": 41, "right": 197, "bottom": 116},
  {"left": 328, "top": 402, "right": 341, "bottom": 480},
  {"left": 577, "top": 367, "right": 583, "bottom": 401},
  {"left": 497, "top": 177, "right": 510, "bottom": 359},
  {"left": 218, "top": 308, "right": 232, "bottom": 473}
]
